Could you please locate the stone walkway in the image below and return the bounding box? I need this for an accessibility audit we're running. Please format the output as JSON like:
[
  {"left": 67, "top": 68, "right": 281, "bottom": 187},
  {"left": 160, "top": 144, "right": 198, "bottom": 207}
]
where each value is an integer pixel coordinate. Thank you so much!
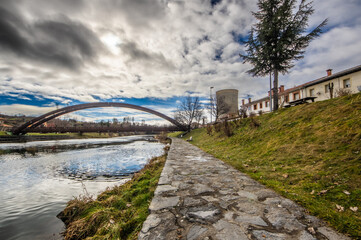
[{"left": 139, "top": 138, "right": 350, "bottom": 240}]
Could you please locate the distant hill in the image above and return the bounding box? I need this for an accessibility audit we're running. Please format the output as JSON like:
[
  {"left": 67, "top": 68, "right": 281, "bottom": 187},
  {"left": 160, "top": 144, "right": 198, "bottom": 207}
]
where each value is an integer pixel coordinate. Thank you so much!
[{"left": 0, "top": 114, "right": 34, "bottom": 131}]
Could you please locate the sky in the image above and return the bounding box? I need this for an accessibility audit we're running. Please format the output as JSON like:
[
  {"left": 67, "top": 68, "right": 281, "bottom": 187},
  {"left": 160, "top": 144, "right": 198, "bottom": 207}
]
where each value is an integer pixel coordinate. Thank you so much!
[{"left": 1, "top": 0, "right": 361, "bottom": 125}]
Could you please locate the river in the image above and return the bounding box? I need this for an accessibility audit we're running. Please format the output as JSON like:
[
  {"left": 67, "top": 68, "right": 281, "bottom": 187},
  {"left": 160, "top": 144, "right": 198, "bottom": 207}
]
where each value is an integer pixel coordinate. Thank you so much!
[{"left": 0, "top": 135, "right": 165, "bottom": 240}]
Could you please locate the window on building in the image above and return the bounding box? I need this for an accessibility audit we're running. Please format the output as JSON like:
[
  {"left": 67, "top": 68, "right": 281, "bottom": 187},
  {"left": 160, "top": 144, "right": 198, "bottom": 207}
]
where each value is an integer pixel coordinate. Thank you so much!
[
  {"left": 310, "top": 88, "right": 315, "bottom": 97},
  {"left": 259, "top": 102, "right": 263, "bottom": 109},
  {"left": 285, "top": 95, "right": 289, "bottom": 103},
  {"left": 265, "top": 101, "right": 269, "bottom": 107},
  {"left": 325, "top": 84, "right": 329, "bottom": 93},
  {"left": 294, "top": 93, "right": 300, "bottom": 100},
  {"left": 253, "top": 104, "right": 257, "bottom": 110},
  {"left": 343, "top": 79, "right": 351, "bottom": 88}
]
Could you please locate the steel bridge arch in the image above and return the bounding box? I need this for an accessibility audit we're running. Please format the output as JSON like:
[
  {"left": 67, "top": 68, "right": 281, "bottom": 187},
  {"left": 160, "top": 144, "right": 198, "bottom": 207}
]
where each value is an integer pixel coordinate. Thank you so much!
[{"left": 12, "top": 102, "right": 186, "bottom": 135}]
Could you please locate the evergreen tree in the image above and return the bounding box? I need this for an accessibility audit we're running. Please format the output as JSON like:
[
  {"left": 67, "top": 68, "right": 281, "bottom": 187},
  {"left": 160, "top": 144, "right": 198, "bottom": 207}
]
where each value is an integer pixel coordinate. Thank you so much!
[{"left": 240, "top": 0, "right": 327, "bottom": 110}]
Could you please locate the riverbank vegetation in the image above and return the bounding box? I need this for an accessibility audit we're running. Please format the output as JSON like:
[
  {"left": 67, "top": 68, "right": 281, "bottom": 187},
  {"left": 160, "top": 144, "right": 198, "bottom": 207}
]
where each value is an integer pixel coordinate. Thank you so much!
[
  {"left": 58, "top": 152, "right": 167, "bottom": 240},
  {"left": 182, "top": 93, "right": 361, "bottom": 238}
]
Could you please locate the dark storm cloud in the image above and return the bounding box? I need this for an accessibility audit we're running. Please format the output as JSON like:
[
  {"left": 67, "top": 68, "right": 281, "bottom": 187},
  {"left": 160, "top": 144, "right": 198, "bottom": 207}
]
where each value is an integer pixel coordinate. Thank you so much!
[
  {"left": 0, "top": 5, "right": 103, "bottom": 70},
  {"left": 0, "top": 7, "right": 29, "bottom": 54},
  {"left": 120, "top": 41, "right": 175, "bottom": 70},
  {"left": 210, "top": 0, "right": 222, "bottom": 7}
]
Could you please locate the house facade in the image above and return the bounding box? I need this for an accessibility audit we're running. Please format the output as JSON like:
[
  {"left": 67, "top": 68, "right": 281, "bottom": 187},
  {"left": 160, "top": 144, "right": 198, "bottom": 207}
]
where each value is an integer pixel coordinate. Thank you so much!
[{"left": 242, "top": 65, "right": 361, "bottom": 115}]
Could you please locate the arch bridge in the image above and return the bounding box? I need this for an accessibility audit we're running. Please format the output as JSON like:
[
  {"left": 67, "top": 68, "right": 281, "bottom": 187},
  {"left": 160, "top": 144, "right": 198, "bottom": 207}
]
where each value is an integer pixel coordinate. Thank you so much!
[{"left": 12, "top": 102, "right": 186, "bottom": 135}]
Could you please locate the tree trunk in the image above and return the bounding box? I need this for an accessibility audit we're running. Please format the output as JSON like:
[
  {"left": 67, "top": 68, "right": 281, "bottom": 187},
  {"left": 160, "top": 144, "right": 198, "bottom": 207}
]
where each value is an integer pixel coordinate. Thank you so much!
[
  {"left": 269, "top": 72, "right": 272, "bottom": 112},
  {"left": 273, "top": 70, "right": 279, "bottom": 111}
]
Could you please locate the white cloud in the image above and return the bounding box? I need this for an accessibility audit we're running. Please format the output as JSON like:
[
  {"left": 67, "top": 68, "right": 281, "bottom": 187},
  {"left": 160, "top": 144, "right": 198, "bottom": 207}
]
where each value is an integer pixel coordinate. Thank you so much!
[
  {"left": 101, "top": 33, "right": 122, "bottom": 55},
  {"left": 0, "top": 104, "right": 56, "bottom": 116},
  {"left": 0, "top": 0, "right": 360, "bottom": 107}
]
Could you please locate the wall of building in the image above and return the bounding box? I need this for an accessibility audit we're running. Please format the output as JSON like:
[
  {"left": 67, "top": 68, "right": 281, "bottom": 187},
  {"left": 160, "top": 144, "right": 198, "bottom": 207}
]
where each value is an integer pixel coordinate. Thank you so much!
[
  {"left": 242, "top": 67, "right": 361, "bottom": 116},
  {"left": 242, "top": 98, "right": 271, "bottom": 116},
  {"left": 303, "top": 71, "right": 361, "bottom": 101}
]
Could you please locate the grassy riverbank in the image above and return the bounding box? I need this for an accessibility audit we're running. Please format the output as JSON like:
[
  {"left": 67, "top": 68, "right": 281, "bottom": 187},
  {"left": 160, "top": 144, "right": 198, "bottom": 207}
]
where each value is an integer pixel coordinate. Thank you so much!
[
  {"left": 58, "top": 153, "right": 167, "bottom": 240},
  {"left": 182, "top": 93, "right": 361, "bottom": 238}
]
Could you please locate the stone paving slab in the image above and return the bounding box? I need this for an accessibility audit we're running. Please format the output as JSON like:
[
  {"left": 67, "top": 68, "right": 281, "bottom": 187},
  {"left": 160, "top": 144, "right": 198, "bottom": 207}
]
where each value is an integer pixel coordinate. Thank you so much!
[{"left": 139, "top": 138, "right": 350, "bottom": 240}]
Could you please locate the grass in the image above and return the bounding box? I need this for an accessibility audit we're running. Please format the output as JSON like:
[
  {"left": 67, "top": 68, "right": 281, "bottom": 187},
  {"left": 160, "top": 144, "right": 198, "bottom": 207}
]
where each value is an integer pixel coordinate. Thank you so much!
[
  {"left": 58, "top": 153, "right": 167, "bottom": 240},
  {"left": 167, "top": 131, "right": 185, "bottom": 138},
  {"left": 185, "top": 93, "right": 361, "bottom": 239},
  {"left": 26, "top": 132, "right": 69, "bottom": 136}
]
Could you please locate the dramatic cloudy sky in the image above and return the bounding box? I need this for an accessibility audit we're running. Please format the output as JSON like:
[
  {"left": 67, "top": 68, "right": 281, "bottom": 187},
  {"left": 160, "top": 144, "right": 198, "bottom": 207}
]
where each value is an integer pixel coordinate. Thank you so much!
[{"left": 1, "top": 0, "right": 361, "bottom": 124}]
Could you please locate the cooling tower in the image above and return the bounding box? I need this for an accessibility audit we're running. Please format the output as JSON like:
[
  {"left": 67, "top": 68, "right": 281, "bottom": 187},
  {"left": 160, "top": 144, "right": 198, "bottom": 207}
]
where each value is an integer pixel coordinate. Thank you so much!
[{"left": 216, "top": 89, "right": 238, "bottom": 117}]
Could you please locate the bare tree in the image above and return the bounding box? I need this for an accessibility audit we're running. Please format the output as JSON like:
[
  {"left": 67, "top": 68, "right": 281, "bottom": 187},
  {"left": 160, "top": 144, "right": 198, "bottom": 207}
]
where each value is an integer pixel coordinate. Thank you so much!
[
  {"left": 207, "top": 95, "right": 230, "bottom": 122},
  {"left": 217, "top": 96, "right": 231, "bottom": 116},
  {"left": 239, "top": 105, "right": 248, "bottom": 118},
  {"left": 207, "top": 94, "right": 217, "bottom": 122},
  {"left": 327, "top": 82, "right": 334, "bottom": 99},
  {"left": 174, "top": 96, "right": 203, "bottom": 131}
]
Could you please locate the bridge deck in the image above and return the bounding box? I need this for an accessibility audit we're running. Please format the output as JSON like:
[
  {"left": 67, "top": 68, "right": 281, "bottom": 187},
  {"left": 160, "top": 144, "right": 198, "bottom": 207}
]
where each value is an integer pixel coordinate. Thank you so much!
[{"left": 139, "top": 138, "right": 349, "bottom": 240}]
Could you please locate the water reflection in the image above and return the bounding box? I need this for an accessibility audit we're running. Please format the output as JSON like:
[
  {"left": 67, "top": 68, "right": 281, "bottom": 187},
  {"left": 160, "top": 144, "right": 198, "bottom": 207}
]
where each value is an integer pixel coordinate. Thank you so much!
[
  {"left": 0, "top": 136, "right": 164, "bottom": 240},
  {"left": 0, "top": 135, "right": 153, "bottom": 155}
]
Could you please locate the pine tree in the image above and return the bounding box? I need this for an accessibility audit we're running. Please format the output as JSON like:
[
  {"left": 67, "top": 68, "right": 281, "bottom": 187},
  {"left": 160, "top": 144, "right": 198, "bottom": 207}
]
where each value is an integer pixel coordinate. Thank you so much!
[{"left": 240, "top": 0, "right": 327, "bottom": 110}]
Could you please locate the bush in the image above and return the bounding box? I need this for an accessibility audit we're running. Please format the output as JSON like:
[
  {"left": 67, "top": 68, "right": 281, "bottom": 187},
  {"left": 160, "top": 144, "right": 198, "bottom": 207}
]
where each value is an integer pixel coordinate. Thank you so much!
[
  {"left": 206, "top": 124, "right": 213, "bottom": 135},
  {"left": 239, "top": 108, "right": 248, "bottom": 118},
  {"left": 214, "top": 123, "right": 222, "bottom": 132},
  {"left": 249, "top": 113, "right": 260, "bottom": 128},
  {"left": 155, "top": 132, "right": 168, "bottom": 143},
  {"left": 223, "top": 120, "right": 233, "bottom": 137},
  {"left": 335, "top": 88, "right": 352, "bottom": 97}
]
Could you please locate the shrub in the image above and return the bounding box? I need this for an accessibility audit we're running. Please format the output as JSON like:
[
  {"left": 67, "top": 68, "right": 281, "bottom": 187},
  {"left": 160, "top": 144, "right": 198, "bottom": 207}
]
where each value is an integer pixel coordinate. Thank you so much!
[
  {"left": 249, "top": 113, "right": 260, "bottom": 128},
  {"left": 155, "top": 132, "right": 168, "bottom": 143},
  {"left": 335, "top": 88, "right": 352, "bottom": 97},
  {"left": 214, "top": 123, "right": 222, "bottom": 132},
  {"left": 206, "top": 124, "right": 213, "bottom": 135},
  {"left": 239, "top": 107, "right": 248, "bottom": 118},
  {"left": 223, "top": 120, "right": 233, "bottom": 137}
]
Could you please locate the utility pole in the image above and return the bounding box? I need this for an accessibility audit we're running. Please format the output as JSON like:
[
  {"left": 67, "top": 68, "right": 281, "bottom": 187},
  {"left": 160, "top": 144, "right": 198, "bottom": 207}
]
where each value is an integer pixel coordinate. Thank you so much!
[{"left": 210, "top": 87, "right": 214, "bottom": 123}]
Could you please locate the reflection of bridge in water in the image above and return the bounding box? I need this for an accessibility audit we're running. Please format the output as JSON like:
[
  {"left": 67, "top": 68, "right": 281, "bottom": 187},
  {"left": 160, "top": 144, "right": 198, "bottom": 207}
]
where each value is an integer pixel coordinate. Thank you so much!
[
  {"left": 12, "top": 102, "right": 186, "bottom": 135},
  {"left": 26, "top": 125, "right": 180, "bottom": 134}
]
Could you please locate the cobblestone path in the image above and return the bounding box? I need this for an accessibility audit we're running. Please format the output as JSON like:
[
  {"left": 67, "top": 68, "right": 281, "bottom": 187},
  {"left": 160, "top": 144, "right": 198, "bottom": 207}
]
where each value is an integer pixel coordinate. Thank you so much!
[{"left": 139, "top": 138, "right": 350, "bottom": 240}]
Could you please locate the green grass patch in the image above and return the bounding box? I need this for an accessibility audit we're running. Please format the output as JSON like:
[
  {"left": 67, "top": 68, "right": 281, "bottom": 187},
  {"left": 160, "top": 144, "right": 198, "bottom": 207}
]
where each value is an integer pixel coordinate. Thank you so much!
[
  {"left": 26, "top": 132, "right": 69, "bottom": 136},
  {"left": 167, "top": 131, "right": 186, "bottom": 138},
  {"left": 186, "top": 93, "right": 361, "bottom": 239},
  {"left": 58, "top": 154, "right": 167, "bottom": 240}
]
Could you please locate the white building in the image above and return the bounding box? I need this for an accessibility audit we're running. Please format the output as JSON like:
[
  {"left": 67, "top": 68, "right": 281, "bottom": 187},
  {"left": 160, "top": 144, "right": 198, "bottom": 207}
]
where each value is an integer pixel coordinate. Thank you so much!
[{"left": 242, "top": 65, "right": 361, "bottom": 115}]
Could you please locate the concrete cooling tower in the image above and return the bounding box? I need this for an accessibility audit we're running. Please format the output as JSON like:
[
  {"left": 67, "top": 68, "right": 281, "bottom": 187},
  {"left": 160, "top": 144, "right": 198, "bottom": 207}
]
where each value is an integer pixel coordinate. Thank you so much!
[{"left": 216, "top": 89, "right": 238, "bottom": 118}]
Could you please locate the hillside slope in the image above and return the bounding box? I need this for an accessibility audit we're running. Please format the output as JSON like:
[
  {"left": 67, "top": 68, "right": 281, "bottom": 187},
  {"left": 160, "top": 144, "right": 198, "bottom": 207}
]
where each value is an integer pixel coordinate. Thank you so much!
[{"left": 186, "top": 93, "right": 361, "bottom": 238}]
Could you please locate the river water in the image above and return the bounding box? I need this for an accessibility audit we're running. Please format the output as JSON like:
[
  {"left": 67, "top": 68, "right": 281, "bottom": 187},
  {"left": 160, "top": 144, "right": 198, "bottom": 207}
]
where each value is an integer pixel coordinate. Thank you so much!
[{"left": 0, "top": 136, "right": 165, "bottom": 240}]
